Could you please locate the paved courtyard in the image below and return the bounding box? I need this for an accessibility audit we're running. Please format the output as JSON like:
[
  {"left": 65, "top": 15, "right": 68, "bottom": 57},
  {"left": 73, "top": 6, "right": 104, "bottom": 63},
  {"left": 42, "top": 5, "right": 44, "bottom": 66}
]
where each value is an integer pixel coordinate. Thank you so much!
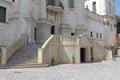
[{"left": 0, "top": 58, "right": 120, "bottom": 80}]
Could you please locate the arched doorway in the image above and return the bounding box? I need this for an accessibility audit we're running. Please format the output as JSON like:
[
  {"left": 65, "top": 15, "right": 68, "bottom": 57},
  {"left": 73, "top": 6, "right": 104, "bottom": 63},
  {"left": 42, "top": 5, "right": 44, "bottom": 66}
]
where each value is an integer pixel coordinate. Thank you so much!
[{"left": 51, "top": 25, "right": 55, "bottom": 34}]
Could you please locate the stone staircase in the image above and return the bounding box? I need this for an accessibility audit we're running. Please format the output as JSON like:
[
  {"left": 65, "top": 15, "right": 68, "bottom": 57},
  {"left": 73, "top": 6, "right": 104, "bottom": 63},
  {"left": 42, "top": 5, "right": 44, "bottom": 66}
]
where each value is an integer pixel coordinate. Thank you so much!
[
  {"left": 5, "top": 44, "right": 48, "bottom": 68},
  {"left": 113, "top": 55, "right": 120, "bottom": 62}
]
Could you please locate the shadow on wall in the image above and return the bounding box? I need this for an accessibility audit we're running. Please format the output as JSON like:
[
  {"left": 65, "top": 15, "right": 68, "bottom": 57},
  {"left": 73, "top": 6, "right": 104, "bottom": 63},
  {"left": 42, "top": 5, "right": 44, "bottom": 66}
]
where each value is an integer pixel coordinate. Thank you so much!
[
  {"left": 59, "top": 42, "right": 70, "bottom": 64},
  {"left": 41, "top": 35, "right": 77, "bottom": 65}
]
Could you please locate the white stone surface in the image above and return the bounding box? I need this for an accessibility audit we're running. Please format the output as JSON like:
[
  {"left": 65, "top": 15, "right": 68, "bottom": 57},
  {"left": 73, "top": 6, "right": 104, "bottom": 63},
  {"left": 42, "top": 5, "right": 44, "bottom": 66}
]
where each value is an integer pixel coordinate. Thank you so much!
[
  {"left": 0, "top": 61, "right": 120, "bottom": 80},
  {"left": 0, "top": 0, "right": 117, "bottom": 48}
]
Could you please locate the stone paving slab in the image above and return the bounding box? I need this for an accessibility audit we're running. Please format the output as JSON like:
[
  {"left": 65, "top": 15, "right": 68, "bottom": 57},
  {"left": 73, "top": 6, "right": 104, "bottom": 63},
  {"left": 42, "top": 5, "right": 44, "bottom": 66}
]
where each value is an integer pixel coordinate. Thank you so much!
[{"left": 0, "top": 61, "right": 120, "bottom": 80}]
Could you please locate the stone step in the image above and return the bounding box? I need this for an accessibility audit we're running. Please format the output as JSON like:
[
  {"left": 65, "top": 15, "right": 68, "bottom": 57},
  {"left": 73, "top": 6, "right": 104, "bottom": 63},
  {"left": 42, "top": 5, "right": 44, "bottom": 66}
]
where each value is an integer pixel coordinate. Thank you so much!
[
  {"left": 8, "top": 60, "right": 38, "bottom": 64},
  {"left": 8, "top": 58, "right": 38, "bottom": 62},
  {"left": 8, "top": 57, "right": 37, "bottom": 61},
  {"left": 8, "top": 59, "right": 38, "bottom": 63},
  {"left": 1, "top": 64, "right": 49, "bottom": 69},
  {"left": 12, "top": 54, "right": 38, "bottom": 56},
  {"left": 7, "top": 61, "right": 38, "bottom": 65},
  {"left": 7, "top": 43, "right": 41, "bottom": 68},
  {"left": 9, "top": 55, "right": 38, "bottom": 57}
]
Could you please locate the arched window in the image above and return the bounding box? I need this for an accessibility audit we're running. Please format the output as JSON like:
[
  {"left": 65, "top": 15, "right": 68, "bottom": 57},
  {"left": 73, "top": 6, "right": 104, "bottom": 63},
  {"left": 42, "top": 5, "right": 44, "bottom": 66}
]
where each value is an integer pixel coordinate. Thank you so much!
[
  {"left": 69, "top": 0, "right": 74, "bottom": 8},
  {"left": 92, "top": 2, "right": 96, "bottom": 13},
  {"left": 109, "top": 1, "right": 111, "bottom": 14},
  {"left": 0, "top": 6, "right": 6, "bottom": 23}
]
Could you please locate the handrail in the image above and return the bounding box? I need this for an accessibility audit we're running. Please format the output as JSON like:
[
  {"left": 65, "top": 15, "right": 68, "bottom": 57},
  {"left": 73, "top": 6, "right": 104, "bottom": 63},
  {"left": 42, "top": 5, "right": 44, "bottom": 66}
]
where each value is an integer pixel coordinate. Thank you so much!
[
  {"left": 79, "top": 34, "right": 112, "bottom": 60},
  {"left": 38, "top": 35, "right": 60, "bottom": 64},
  {"left": 90, "top": 37, "right": 112, "bottom": 60},
  {"left": 1, "top": 34, "right": 28, "bottom": 65}
]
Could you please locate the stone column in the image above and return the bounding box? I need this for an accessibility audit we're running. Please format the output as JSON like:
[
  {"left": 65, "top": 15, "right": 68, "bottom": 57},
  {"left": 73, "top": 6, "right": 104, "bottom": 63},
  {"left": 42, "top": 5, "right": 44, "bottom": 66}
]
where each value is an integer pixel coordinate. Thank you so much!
[
  {"left": 75, "top": 0, "right": 87, "bottom": 36},
  {"left": 60, "top": 0, "right": 72, "bottom": 36},
  {"left": 39, "top": 0, "right": 47, "bottom": 19},
  {"left": 36, "top": 19, "right": 52, "bottom": 45},
  {"left": 86, "top": 47, "right": 91, "bottom": 62},
  {"left": 16, "top": 0, "right": 31, "bottom": 38},
  {"left": 60, "top": 24, "right": 72, "bottom": 36},
  {"left": 75, "top": 38, "right": 80, "bottom": 64}
]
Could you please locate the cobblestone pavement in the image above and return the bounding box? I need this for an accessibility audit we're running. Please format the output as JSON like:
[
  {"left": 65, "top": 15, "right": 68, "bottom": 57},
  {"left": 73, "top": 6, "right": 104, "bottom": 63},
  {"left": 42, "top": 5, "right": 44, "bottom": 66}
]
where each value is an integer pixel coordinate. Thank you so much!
[{"left": 0, "top": 59, "right": 120, "bottom": 80}]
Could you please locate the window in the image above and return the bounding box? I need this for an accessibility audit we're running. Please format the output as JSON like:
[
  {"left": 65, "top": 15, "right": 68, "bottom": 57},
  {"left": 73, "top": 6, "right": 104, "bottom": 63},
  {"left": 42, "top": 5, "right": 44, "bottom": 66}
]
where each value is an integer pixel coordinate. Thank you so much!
[
  {"left": 0, "top": 7, "right": 6, "bottom": 23},
  {"left": 109, "top": 1, "right": 111, "bottom": 14},
  {"left": 110, "top": 24, "right": 113, "bottom": 32},
  {"left": 86, "top": 5, "right": 88, "bottom": 9},
  {"left": 100, "top": 33, "right": 102, "bottom": 39},
  {"left": 71, "top": 33, "right": 75, "bottom": 36},
  {"left": 90, "top": 32, "right": 93, "bottom": 37},
  {"left": 96, "top": 33, "right": 98, "bottom": 38},
  {"left": 69, "top": 0, "right": 74, "bottom": 8},
  {"left": 92, "top": 2, "right": 96, "bottom": 13},
  {"left": 51, "top": 25, "right": 55, "bottom": 34},
  {"left": 47, "top": 0, "right": 55, "bottom": 5}
]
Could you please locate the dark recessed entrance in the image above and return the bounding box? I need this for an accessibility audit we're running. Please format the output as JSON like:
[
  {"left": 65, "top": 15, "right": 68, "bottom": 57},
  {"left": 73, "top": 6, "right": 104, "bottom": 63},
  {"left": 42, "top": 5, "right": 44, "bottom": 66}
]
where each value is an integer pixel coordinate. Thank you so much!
[
  {"left": 80, "top": 48, "right": 86, "bottom": 63},
  {"left": 51, "top": 25, "right": 55, "bottom": 34}
]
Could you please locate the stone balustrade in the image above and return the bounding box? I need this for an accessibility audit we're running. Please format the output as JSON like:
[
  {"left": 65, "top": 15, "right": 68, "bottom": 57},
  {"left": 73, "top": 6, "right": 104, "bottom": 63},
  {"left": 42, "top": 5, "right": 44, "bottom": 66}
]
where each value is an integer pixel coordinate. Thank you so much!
[
  {"left": 38, "top": 35, "right": 60, "bottom": 64},
  {"left": 61, "top": 36, "right": 78, "bottom": 46},
  {"left": 38, "top": 34, "right": 112, "bottom": 65},
  {"left": 0, "top": 34, "right": 28, "bottom": 65},
  {"left": 93, "top": 39, "right": 112, "bottom": 61}
]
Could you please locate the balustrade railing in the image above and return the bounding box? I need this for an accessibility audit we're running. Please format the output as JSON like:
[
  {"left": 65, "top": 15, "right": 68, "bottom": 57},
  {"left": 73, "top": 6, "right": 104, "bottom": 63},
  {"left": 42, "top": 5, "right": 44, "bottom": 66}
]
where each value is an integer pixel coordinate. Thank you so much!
[{"left": 0, "top": 34, "right": 28, "bottom": 65}]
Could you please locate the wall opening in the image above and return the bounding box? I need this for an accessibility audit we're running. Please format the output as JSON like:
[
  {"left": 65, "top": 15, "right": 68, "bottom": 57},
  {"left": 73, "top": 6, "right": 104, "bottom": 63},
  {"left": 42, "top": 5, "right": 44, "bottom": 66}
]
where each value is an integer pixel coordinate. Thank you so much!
[
  {"left": 51, "top": 25, "right": 55, "bottom": 34},
  {"left": 80, "top": 48, "right": 86, "bottom": 63}
]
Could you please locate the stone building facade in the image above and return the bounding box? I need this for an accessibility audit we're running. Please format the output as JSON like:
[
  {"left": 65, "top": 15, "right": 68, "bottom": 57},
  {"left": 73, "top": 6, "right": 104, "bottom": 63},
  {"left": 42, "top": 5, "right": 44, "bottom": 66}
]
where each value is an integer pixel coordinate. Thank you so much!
[{"left": 0, "top": 0, "right": 117, "bottom": 65}]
